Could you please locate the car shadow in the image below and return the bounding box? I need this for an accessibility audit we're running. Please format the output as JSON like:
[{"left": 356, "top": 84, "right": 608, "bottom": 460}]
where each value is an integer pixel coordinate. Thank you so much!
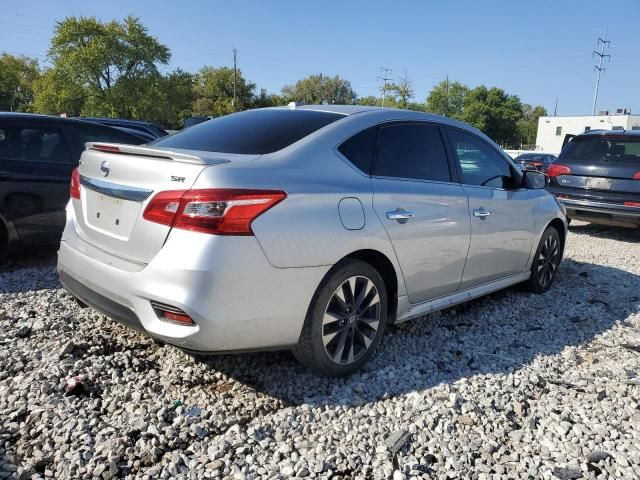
[
  {"left": 196, "top": 257, "right": 639, "bottom": 407},
  {"left": 569, "top": 221, "right": 640, "bottom": 243},
  {"left": 0, "top": 251, "right": 59, "bottom": 294}
]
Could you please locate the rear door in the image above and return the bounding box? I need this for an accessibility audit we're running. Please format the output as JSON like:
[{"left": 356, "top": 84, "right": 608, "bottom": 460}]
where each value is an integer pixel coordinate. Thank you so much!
[
  {"left": 371, "top": 122, "right": 470, "bottom": 303},
  {"left": 0, "top": 121, "right": 74, "bottom": 245},
  {"left": 446, "top": 127, "right": 534, "bottom": 289}
]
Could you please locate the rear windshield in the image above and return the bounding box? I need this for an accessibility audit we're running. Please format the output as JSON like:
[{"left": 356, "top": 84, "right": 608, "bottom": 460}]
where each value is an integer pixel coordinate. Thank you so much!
[
  {"left": 560, "top": 136, "right": 640, "bottom": 164},
  {"left": 515, "top": 154, "right": 544, "bottom": 161},
  {"left": 151, "top": 109, "right": 345, "bottom": 154}
]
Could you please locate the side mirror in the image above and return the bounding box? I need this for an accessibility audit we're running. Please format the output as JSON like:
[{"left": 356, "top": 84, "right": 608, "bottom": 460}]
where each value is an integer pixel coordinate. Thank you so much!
[{"left": 522, "top": 170, "right": 548, "bottom": 189}]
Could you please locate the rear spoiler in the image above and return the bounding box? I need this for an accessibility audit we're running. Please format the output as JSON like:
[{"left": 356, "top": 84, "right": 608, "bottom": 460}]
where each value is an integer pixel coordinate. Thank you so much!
[{"left": 85, "top": 142, "right": 229, "bottom": 165}]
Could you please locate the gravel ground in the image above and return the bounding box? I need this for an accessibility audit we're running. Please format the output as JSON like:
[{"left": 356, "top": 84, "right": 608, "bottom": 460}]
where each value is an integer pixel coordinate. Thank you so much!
[{"left": 1, "top": 221, "right": 639, "bottom": 479}]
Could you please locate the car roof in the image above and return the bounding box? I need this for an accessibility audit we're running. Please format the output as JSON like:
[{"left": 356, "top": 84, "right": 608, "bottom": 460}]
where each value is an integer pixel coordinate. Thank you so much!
[
  {"left": 578, "top": 129, "right": 640, "bottom": 138},
  {"left": 80, "top": 116, "right": 161, "bottom": 127}
]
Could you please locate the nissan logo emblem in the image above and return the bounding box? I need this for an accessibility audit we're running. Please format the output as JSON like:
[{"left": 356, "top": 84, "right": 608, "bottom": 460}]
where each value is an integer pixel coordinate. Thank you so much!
[{"left": 100, "top": 161, "right": 110, "bottom": 177}]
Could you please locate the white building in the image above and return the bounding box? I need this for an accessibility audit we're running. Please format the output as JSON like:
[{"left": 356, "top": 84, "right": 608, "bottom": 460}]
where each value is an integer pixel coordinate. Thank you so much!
[{"left": 535, "top": 110, "right": 640, "bottom": 154}]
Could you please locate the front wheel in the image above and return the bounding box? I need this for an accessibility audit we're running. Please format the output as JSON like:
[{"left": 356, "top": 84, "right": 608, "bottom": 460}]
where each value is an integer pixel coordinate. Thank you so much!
[
  {"left": 293, "top": 260, "right": 387, "bottom": 377},
  {"left": 525, "top": 226, "right": 562, "bottom": 293}
]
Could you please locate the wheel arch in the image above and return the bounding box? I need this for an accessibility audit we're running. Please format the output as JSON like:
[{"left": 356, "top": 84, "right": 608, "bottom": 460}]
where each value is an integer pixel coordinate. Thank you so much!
[
  {"left": 547, "top": 217, "right": 567, "bottom": 256},
  {"left": 335, "top": 249, "right": 399, "bottom": 322}
]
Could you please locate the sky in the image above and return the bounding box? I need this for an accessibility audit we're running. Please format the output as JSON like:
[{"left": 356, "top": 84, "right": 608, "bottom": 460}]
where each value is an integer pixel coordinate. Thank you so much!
[{"left": 2, "top": 0, "right": 640, "bottom": 116}]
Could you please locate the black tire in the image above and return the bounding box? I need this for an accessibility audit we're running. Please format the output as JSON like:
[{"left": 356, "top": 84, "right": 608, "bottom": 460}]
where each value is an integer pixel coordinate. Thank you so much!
[
  {"left": 525, "top": 226, "right": 561, "bottom": 293},
  {"left": 0, "top": 223, "right": 7, "bottom": 265},
  {"left": 293, "top": 259, "right": 388, "bottom": 377}
]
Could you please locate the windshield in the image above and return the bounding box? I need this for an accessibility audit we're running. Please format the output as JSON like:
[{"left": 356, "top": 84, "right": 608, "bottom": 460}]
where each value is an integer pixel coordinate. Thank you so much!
[
  {"left": 151, "top": 109, "right": 345, "bottom": 154},
  {"left": 560, "top": 136, "right": 640, "bottom": 164}
]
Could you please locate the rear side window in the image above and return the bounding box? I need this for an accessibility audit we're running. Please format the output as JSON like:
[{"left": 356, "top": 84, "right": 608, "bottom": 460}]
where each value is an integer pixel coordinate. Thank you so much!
[
  {"left": 374, "top": 124, "right": 451, "bottom": 182},
  {"left": 338, "top": 126, "right": 377, "bottom": 174},
  {"left": 0, "top": 128, "right": 8, "bottom": 159},
  {"left": 151, "top": 109, "right": 344, "bottom": 154},
  {"left": 5, "top": 127, "right": 71, "bottom": 164},
  {"left": 560, "top": 136, "right": 640, "bottom": 164}
]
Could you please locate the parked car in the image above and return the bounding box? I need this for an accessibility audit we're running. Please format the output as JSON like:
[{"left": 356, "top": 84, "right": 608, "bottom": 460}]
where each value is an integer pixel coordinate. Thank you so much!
[
  {"left": 78, "top": 117, "right": 168, "bottom": 139},
  {"left": 57, "top": 106, "right": 566, "bottom": 376},
  {"left": 0, "top": 113, "right": 146, "bottom": 259},
  {"left": 547, "top": 129, "right": 640, "bottom": 228},
  {"left": 513, "top": 153, "right": 557, "bottom": 172}
]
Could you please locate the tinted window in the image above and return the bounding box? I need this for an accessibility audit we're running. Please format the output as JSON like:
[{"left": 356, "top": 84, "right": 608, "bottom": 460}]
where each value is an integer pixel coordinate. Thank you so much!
[
  {"left": 559, "top": 136, "right": 640, "bottom": 164},
  {"left": 151, "top": 109, "right": 344, "bottom": 154},
  {"left": 73, "top": 124, "right": 146, "bottom": 147},
  {"left": 448, "top": 129, "right": 511, "bottom": 188},
  {"left": 374, "top": 124, "right": 451, "bottom": 182},
  {"left": 5, "top": 127, "right": 71, "bottom": 164},
  {"left": 338, "top": 126, "right": 377, "bottom": 174}
]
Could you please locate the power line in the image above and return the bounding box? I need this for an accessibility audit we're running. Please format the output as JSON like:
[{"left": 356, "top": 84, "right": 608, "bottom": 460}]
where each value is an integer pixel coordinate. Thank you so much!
[
  {"left": 377, "top": 67, "right": 392, "bottom": 108},
  {"left": 592, "top": 28, "right": 611, "bottom": 116}
]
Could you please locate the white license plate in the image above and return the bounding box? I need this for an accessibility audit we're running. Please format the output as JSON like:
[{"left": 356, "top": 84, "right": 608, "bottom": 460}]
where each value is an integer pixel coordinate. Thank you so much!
[{"left": 586, "top": 177, "right": 612, "bottom": 190}]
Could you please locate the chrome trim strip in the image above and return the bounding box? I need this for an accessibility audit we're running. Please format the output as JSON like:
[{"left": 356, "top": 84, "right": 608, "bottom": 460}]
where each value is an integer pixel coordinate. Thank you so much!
[{"left": 80, "top": 175, "right": 153, "bottom": 202}]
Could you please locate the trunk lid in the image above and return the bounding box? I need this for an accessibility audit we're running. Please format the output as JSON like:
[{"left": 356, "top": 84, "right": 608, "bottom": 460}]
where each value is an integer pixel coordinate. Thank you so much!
[{"left": 72, "top": 143, "right": 253, "bottom": 263}]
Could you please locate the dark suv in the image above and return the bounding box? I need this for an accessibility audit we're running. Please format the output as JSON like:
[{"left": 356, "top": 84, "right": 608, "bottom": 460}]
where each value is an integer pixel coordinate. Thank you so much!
[
  {"left": 0, "top": 113, "right": 146, "bottom": 259},
  {"left": 547, "top": 130, "right": 640, "bottom": 228}
]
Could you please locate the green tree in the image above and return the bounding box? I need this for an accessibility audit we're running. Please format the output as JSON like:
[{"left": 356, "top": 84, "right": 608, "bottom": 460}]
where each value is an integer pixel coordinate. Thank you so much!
[
  {"left": 0, "top": 54, "right": 41, "bottom": 112},
  {"left": 192, "top": 66, "right": 255, "bottom": 117},
  {"left": 461, "top": 86, "right": 523, "bottom": 145},
  {"left": 517, "top": 104, "right": 547, "bottom": 147},
  {"left": 34, "top": 15, "right": 170, "bottom": 118},
  {"left": 282, "top": 74, "right": 356, "bottom": 105},
  {"left": 386, "top": 72, "right": 414, "bottom": 109},
  {"left": 252, "top": 88, "right": 287, "bottom": 108},
  {"left": 425, "top": 79, "right": 469, "bottom": 119}
]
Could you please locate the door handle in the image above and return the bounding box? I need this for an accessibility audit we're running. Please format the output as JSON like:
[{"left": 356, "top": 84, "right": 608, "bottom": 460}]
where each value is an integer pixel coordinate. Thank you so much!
[
  {"left": 386, "top": 209, "right": 415, "bottom": 221},
  {"left": 473, "top": 207, "right": 491, "bottom": 218}
]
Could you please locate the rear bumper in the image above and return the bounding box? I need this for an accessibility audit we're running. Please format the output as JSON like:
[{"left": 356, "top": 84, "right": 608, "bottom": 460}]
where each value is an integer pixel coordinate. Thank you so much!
[
  {"left": 556, "top": 197, "right": 640, "bottom": 226},
  {"left": 57, "top": 217, "right": 330, "bottom": 353}
]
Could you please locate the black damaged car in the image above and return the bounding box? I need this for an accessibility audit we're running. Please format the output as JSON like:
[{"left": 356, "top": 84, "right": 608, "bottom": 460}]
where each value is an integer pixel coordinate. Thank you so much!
[{"left": 0, "top": 113, "right": 146, "bottom": 260}]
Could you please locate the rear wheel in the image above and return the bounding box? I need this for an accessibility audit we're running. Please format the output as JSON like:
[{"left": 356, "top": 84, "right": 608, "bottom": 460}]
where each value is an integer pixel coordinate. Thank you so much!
[
  {"left": 525, "top": 226, "right": 561, "bottom": 293},
  {"left": 0, "top": 223, "right": 8, "bottom": 264},
  {"left": 293, "top": 260, "right": 387, "bottom": 377}
]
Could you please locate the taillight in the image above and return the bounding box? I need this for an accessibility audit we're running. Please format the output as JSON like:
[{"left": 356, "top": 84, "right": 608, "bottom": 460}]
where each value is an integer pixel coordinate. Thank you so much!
[
  {"left": 529, "top": 161, "right": 543, "bottom": 167},
  {"left": 633, "top": 172, "right": 640, "bottom": 180},
  {"left": 546, "top": 164, "right": 571, "bottom": 177},
  {"left": 143, "top": 189, "right": 286, "bottom": 235},
  {"left": 624, "top": 201, "right": 640, "bottom": 207},
  {"left": 142, "top": 190, "right": 185, "bottom": 225},
  {"left": 70, "top": 168, "right": 80, "bottom": 199},
  {"left": 90, "top": 144, "right": 121, "bottom": 153}
]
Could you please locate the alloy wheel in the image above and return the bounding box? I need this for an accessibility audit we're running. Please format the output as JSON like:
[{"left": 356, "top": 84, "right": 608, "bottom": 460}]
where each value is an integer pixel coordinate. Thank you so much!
[
  {"left": 322, "top": 276, "right": 381, "bottom": 365},
  {"left": 537, "top": 234, "right": 559, "bottom": 288}
]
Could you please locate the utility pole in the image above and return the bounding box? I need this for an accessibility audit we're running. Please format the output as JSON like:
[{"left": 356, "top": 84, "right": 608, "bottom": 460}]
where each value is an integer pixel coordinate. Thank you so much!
[
  {"left": 233, "top": 48, "right": 238, "bottom": 112},
  {"left": 592, "top": 28, "right": 611, "bottom": 116},
  {"left": 553, "top": 98, "right": 558, "bottom": 116},
  {"left": 445, "top": 75, "right": 450, "bottom": 117},
  {"left": 377, "top": 67, "right": 392, "bottom": 108}
]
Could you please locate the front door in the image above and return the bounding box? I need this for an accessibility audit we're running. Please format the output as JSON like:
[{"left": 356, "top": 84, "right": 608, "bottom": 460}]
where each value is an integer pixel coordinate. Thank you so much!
[
  {"left": 446, "top": 128, "right": 534, "bottom": 289},
  {"left": 371, "top": 122, "right": 471, "bottom": 304}
]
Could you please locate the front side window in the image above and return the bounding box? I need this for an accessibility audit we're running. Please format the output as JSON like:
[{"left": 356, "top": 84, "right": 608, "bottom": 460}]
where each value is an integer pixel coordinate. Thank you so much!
[
  {"left": 374, "top": 123, "right": 451, "bottom": 182},
  {"left": 448, "top": 129, "right": 512, "bottom": 188},
  {"left": 5, "top": 127, "right": 71, "bottom": 164}
]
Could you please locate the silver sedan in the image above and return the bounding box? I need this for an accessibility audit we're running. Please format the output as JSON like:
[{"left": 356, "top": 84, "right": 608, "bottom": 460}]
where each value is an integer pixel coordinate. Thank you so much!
[{"left": 57, "top": 105, "right": 567, "bottom": 376}]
